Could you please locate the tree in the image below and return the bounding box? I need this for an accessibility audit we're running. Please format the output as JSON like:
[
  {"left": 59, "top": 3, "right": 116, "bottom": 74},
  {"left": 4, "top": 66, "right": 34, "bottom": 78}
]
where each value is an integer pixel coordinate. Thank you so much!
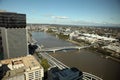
[{"left": 40, "top": 59, "right": 50, "bottom": 71}]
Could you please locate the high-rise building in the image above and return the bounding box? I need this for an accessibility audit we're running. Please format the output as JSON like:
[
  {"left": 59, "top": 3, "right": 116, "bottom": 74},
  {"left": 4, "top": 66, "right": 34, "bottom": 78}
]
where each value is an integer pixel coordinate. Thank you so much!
[
  {"left": 0, "top": 12, "right": 28, "bottom": 59},
  {"left": 0, "top": 55, "right": 44, "bottom": 80}
]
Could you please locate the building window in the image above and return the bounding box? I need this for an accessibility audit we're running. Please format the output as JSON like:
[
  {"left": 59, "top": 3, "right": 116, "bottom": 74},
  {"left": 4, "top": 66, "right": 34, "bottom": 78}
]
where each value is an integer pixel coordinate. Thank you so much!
[{"left": 29, "top": 72, "right": 34, "bottom": 79}]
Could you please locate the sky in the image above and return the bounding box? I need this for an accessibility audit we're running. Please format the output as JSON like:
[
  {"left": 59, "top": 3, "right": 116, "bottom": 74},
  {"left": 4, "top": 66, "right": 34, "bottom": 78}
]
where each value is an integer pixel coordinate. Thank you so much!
[{"left": 0, "top": 0, "right": 120, "bottom": 26}]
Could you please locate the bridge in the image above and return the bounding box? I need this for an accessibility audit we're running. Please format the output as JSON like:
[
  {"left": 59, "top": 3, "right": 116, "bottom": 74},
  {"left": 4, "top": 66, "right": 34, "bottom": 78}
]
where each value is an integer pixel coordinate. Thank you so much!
[
  {"left": 36, "top": 44, "right": 103, "bottom": 80},
  {"left": 39, "top": 52, "right": 69, "bottom": 70},
  {"left": 39, "top": 52, "right": 103, "bottom": 80},
  {"left": 39, "top": 45, "right": 91, "bottom": 53}
]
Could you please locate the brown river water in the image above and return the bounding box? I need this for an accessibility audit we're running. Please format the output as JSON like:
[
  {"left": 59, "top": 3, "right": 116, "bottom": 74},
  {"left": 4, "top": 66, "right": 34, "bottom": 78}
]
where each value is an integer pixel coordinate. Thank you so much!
[{"left": 32, "top": 32, "right": 120, "bottom": 80}]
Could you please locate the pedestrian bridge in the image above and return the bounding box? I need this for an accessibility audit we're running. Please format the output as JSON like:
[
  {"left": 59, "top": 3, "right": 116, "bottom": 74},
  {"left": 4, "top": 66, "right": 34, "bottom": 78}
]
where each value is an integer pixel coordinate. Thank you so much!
[{"left": 39, "top": 45, "right": 91, "bottom": 53}]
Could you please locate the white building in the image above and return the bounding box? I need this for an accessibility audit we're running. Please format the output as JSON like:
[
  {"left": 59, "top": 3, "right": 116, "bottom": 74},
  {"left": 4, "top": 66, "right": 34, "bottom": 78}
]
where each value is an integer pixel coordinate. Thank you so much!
[
  {"left": 82, "top": 33, "right": 116, "bottom": 42},
  {"left": 77, "top": 33, "right": 117, "bottom": 44},
  {"left": 0, "top": 55, "right": 44, "bottom": 80},
  {"left": 69, "top": 32, "right": 78, "bottom": 40}
]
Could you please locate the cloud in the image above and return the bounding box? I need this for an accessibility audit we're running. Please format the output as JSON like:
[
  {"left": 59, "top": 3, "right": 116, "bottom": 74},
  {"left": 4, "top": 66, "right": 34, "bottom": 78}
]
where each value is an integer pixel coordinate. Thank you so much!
[
  {"left": 43, "top": 14, "right": 69, "bottom": 19},
  {"left": 43, "top": 14, "right": 53, "bottom": 17},
  {"left": 66, "top": 20, "right": 97, "bottom": 25},
  {"left": 69, "top": 20, "right": 120, "bottom": 26},
  {"left": 51, "top": 16, "right": 69, "bottom": 19}
]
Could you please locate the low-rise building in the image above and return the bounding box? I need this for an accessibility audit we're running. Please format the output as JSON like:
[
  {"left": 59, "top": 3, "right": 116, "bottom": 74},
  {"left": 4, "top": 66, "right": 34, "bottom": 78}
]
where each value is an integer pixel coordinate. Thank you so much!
[
  {"left": 47, "top": 67, "right": 83, "bottom": 80},
  {"left": 0, "top": 55, "right": 44, "bottom": 80},
  {"left": 102, "top": 44, "right": 120, "bottom": 57},
  {"left": 69, "top": 32, "right": 79, "bottom": 40}
]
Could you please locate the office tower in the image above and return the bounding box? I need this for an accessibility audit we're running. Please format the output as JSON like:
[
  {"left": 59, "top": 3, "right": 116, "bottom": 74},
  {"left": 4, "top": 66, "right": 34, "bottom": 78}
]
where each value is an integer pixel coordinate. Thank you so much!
[{"left": 0, "top": 12, "right": 28, "bottom": 59}]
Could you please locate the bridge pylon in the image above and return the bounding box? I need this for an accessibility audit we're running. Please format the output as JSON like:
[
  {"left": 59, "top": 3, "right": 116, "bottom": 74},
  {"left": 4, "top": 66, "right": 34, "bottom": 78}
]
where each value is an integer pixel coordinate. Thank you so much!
[{"left": 53, "top": 50, "right": 56, "bottom": 53}]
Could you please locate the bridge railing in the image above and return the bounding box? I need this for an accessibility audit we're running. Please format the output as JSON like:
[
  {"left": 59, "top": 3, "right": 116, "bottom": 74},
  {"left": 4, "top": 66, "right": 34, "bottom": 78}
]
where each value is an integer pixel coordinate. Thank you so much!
[
  {"left": 41, "top": 46, "right": 80, "bottom": 49},
  {"left": 40, "top": 46, "right": 90, "bottom": 51},
  {"left": 39, "top": 52, "right": 69, "bottom": 69},
  {"left": 83, "top": 72, "right": 103, "bottom": 80}
]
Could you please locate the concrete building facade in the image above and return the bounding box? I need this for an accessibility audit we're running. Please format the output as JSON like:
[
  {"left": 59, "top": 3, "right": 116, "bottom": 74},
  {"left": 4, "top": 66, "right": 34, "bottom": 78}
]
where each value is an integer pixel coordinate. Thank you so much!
[
  {"left": 0, "top": 55, "right": 44, "bottom": 80},
  {"left": 0, "top": 12, "right": 28, "bottom": 59}
]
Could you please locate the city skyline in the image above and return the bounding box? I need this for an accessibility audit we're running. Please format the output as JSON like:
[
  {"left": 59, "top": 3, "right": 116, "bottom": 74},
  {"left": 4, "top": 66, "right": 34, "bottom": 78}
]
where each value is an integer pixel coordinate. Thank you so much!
[
  {"left": 0, "top": 10, "right": 120, "bottom": 80},
  {"left": 0, "top": 0, "right": 120, "bottom": 26}
]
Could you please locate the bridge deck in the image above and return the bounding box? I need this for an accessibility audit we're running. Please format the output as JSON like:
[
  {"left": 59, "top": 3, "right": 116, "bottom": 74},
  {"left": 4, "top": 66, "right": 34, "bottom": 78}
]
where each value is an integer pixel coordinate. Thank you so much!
[{"left": 40, "top": 45, "right": 91, "bottom": 52}]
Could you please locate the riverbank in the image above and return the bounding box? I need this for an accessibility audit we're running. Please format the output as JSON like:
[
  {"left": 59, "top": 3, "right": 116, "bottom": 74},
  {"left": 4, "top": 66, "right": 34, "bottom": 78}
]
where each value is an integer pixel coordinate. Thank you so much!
[
  {"left": 106, "top": 56, "right": 120, "bottom": 63},
  {"left": 32, "top": 31, "right": 120, "bottom": 80},
  {"left": 45, "top": 31, "right": 120, "bottom": 63},
  {"left": 50, "top": 49, "right": 120, "bottom": 80},
  {"left": 66, "top": 39, "right": 120, "bottom": 63},
  {"left": 67, "top": 39, "right": 82, "bottom": 46}
]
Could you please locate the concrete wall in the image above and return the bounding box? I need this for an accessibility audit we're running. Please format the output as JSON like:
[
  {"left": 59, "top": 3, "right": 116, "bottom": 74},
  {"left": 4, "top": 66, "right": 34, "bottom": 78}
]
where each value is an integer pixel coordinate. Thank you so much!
[
  {"left": 25, "top": 69, "right": 44, "bottom": 80},
  {"left": 1, "top": 28, "right": 28, "bottom": 59},
  {"left": 3, "top": 74, "right": 25, "bottom": 80},
  {"left": 1, "top": 28, "right": 9, "bottom": 59}
]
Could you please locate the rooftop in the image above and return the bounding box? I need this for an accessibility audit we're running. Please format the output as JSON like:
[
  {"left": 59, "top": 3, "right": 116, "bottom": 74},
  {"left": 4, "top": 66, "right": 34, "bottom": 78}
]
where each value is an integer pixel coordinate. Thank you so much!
[
  {"left": 0, "top": 55, "right": 42, "bottom": 70},
  {"left": 0, "top": 55, "right": 42, "bottom": 78},
  {"left": 49, "top": 67, "right": 83, "bottom": 80}
]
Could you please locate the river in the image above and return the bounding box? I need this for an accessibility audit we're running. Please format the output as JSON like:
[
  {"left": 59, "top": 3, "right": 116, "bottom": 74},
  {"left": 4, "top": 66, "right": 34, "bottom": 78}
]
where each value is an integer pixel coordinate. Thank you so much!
[{"left": 32, "top": 32, "right": 120, "bottom": 80}]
